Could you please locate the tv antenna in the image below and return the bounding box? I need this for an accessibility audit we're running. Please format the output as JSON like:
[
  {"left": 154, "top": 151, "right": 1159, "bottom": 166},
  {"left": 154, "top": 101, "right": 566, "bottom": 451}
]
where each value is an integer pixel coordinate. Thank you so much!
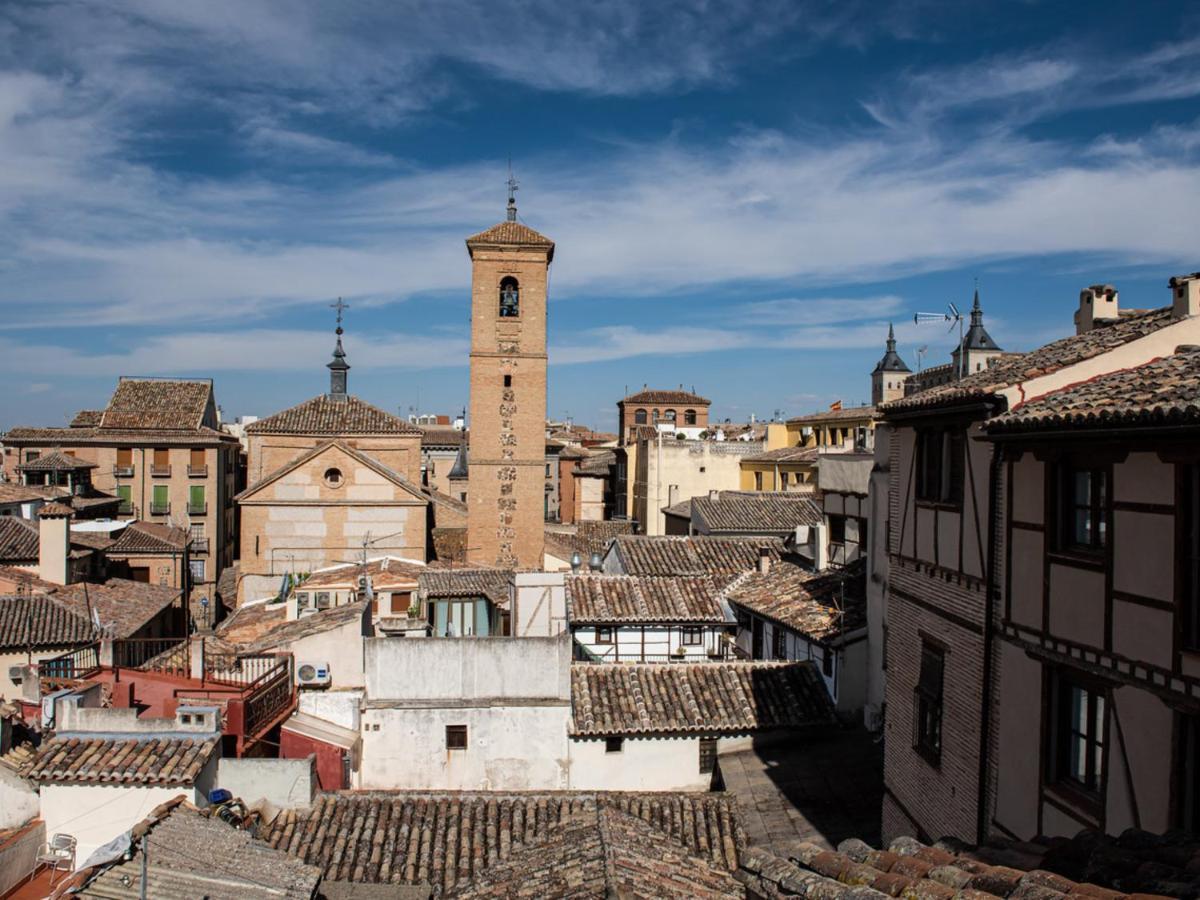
[{"left": 913, "top": 302, "right": 966, "bottom": 380}]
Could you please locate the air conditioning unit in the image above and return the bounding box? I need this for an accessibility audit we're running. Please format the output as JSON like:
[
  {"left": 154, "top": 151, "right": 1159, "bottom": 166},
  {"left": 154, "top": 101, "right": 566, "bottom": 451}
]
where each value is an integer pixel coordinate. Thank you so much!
[
  {"left": 296, "top": 662, "right": 331, "bottom": 688},
  {"left": 297, "top": 607, "right": 318, "bottom": 618}
]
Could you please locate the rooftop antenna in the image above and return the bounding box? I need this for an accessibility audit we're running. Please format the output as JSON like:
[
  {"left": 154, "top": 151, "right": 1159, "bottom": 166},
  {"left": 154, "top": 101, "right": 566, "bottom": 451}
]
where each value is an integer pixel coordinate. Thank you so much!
[
  {"left": 914, "top": 300, "right": 966, "bottom": 380},
  {"left": 916, "top": 345, "right": 928, "bottom": 373},
  {"left": 506, "top": 161, "right": 519, "bottom": 222}
]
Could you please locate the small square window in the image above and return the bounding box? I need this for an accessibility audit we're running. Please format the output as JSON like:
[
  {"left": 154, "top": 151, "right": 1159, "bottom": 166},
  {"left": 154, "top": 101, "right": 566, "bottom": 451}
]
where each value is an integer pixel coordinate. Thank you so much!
[
  {"left": 595, "top": 626, "right": 613, "bottom": 644},
  {"left": 605, "top": 736, "right": 624, "bottom": 754},
  {"left": 446, "top": 724, "right": 468, "bottom": 750},
  {"left": 681, "top": 627, "right": 702, "bottom": 646},
  {"left": 504, "top": 374, "right": 512, "bottom": 388}
]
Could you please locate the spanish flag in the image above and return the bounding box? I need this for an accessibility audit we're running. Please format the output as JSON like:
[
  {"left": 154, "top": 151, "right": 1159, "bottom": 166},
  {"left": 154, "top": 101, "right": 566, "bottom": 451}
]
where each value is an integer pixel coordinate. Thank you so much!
[{"left": 829, "top": 400, "right": 843, "bottom": 411}]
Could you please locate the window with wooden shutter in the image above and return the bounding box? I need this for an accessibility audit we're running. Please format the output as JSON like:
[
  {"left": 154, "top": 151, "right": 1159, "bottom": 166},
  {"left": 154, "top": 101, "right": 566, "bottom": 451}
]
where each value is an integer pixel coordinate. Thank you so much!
[
  {"left": 446, "top": 725, "right": 468, "bottom": 750},
  {"left": 116, "top": 447, "right": 132, "bottom": 467}
]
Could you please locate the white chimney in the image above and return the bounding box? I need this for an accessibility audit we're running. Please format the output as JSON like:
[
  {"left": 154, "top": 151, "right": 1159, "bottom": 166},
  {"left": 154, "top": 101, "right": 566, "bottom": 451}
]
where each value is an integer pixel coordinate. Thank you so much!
[
  {"left": 38, "top": 502, "right": 73, "bottom": 586},
  {"left": 757, "top": 547, "right": 771, "bottom": 575},
  {"left": 708, "top": 489, "right": 720, "bottom": 502},
  {"left": 1170, "top": 273, "right": 1200, "bottom": 319},
  {"left": 1074, "top": 284, "right": 1119, "bottom": 335}
]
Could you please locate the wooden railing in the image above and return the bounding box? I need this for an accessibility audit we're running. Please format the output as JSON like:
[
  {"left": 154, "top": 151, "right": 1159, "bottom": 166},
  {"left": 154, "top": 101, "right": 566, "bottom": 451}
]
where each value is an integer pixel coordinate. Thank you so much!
[{"left": 203, "top": 652, "right": 281, "bottom": 687}]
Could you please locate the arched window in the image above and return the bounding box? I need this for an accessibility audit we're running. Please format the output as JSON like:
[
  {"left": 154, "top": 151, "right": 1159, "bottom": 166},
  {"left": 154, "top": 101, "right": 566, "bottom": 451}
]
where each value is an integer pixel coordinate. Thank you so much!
[
  {"left": 634, "top": 409, "right": 647, "bottom": 425},
  {"left": 499, "top": 277, "right": 520, "bottom": 318},
  {"left": 664, "top": 409, "right": 677, "bottom": 422},
  {"left": 684, "top": 409, "right": 697, "bottom": 425}
]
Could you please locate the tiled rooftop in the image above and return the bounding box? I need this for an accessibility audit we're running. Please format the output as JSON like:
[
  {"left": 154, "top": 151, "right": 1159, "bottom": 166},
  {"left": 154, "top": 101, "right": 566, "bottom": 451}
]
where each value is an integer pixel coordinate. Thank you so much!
[
  {"left": 301, "top": 556, "right": 427, "bottom": 590},
  {"left": 264, "top": 791, "right": 742, "bottom": 894},
  {"left": 69, "top": 409, "right": 103, "bottom": 428},
  {"left": 0, "top": 517, "right": 39, "bottom": 561},
  {"left": 0, "top": 484, "right": 65, "bottom": 504},
  {"left": 620, "top": 389, "right": 711, "bottom": 406},
  {"left": 51, "top": 578, "right": 181, "bottom": 639},
  {"left": 2, "top": 425, "right": 234, "bottom": 445},
  {"left": 418, "top": 569, "right": 510, "bottom": 606},
  {"left": 448, "top": 806, "right": 743, "bottom": 899},
  {"left": 987, "top": 346, "right": 1200, "bottom": 433},
  {"left": 725, "top": 561, "right": 867, "bottom": 643},
  {"left": 609, "top": 535, "right": 785, "bottom": 577},
  {"left": 738, "top": 828, "right": 1200, "bottom": 900},
  {"left": 689, "top": 491, "right": 823, "bottom": 534},
  {"left": 65, "top": 798, "right": 322, "bottom": 900},
  {"left": 786, "top": 405, "right": 876, "bottom": 425},
  {"left": 18, "top": 449, "right": 98, "bottom": 471},
  {"left": 420, "top": 427, "right": 465, "bottom": 447},
  {"left": 99, "top": 378, "right": 213, "bottom": 431},
  {"left": 465, "top": 219, "right": 554, "bottom": 249},
  {"left": 570, "top": 661, "right": 835, "bottom": 736},
  {"left": 22, "top": 735, "right": 218, "bottom": 785},
  {"left": 106, "top": 521, "right": 189, "bottom": 554},
  {"left": 238, "top": 601, "right": 367, "bottom": 654},
  {"left": 741, "top": 445, "right": 822, "bottom": 463},
  {"left": 0, "top": 594, "right": 96, "bottom": 650},
  {"left": 246, "top": 394, "right": 422, "bottom": 435},
  {"left": 883, "top": 306, "right": 1178, "bottom": 413},
  {"left": 566, "top": 574, "right": 729, "bottom": 623}
]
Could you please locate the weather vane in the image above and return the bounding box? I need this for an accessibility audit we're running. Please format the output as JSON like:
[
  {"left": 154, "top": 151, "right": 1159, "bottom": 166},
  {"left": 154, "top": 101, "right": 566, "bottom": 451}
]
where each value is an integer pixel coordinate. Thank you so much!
[{"left": 506, "top": 161, "right": 519, "bottom": 221}]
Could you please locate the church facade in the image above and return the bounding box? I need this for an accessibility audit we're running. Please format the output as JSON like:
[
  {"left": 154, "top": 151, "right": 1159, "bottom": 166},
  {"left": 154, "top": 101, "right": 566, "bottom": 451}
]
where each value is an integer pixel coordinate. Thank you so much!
[{"left": 463, "top": 191, "right": 554, "bottom": 568}]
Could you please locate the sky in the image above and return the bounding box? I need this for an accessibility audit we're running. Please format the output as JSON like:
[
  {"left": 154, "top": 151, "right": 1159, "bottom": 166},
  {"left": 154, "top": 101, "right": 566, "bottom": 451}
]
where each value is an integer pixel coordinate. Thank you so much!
[{"left": 2, "top": 1, "right": 1200, "bottom": 431}]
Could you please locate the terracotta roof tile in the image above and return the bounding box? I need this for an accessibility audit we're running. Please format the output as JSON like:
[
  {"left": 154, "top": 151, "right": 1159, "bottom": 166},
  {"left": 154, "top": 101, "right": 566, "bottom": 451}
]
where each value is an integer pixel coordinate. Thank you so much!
[
  {"left": 69, "top": 409, "right": 103, "bottom": 428},
  {"left": 741, "top": 445, "right": 822, "bottom": 463},
  {"left": 22, "top": 735, "right": 218, "bottom": 785},
  {"left": 688, "top": 491, "right": 822, "bottom": 534},
  {"left": 465, "top": 220, "right": 555, "bottom": 248},
  {"left": 51, "top": 578, "right": 181, "bottom": 639},
  {"left": 0, "top": 517, "right": 39, "bottom": 561},
  {"left": 246, "top": 394, "right": 422, "bottom": 436},
  {"left": 725, "top": 561, "right": 867, "bottom": 643},
  {"left": 3, "top": 425, "right": 235, "bottom": 446},
  {"left": 238, "top": 601, "right": 368, "bottom": 654},
  {"left": 786, "top": 405, "right": 876, "bottom": 425},
  {"left": 38, "top": 501, "right": 75, "bottom": 517},
  {"left": 420, "top": 427, "right": 466, "bottom": 447},
  {"left": 99, "top": 378, "right": 213, "bottom": 431},
  {"left": 213, "top": 599, "right": 286, "bottom": 646},
  {"left": 19, "top": 450, "right": 97, "bottom": 471},
  {"left": 418, "top": 568, "right": 510, "bottom": 606},
  {"left": 883, "top": 306, "right": 1177, "bottom": 413},
  {"left": 743, "top": 829, "right": 1200, "bottom": 900},
  {"left": 449, "top": 806, "right": 743, "bottom": 899},
  {"left": 264, "top": 791, "right": 743, "bottom": 893},
  {"left": 987, "top": 347, "right": 1200, "bottom": 433},
  {"left": 0, "top": 484, "right": 65, "bottom": 504},
  {"left": 610, "top": 535, "right": 785, "bottom": 577},
  {"left": 570, "top": 661, "right": 835, "bottom": 736},
  {"left": 566, "top": 575, "right": 728, "bottom": 624},
  {"left": 106, "top": 521, "right": 190, "bottom": 554},
  {"left": 0, "top": 594, "right": 97, "bottom": 649},
  {"left": 301, "top": 556, "right": 426, "bottom": 590},
  {"left": 620, "top": 389, "right": 710, "bottom": 406}
]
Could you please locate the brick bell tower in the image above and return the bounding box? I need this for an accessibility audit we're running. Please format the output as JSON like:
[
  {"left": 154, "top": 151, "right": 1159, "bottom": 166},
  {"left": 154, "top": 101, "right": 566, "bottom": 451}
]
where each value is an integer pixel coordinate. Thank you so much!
[{"left": 464, "top": 177, "right": 554, "bottom": 568}]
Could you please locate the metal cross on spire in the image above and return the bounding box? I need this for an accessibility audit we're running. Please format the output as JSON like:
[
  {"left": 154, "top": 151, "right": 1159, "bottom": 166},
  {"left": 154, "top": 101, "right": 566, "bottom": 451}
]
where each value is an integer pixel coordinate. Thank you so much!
[
  {"left": 506, "top": 163, "right": 519, "bottom": 222},
  {"left": 330, "top": 297, "right": 350, "bottom": 332}
]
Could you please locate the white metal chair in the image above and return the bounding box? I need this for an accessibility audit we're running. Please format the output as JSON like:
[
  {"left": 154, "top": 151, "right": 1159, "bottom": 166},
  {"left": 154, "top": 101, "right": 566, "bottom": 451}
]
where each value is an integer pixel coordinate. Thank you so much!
[{"left": 36, "top": 833, "right": 76, "bottom": 882}]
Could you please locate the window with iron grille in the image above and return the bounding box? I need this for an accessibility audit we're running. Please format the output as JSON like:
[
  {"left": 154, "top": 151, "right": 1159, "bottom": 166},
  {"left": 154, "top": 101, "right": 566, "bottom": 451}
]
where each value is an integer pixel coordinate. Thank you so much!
[
  {"left": 446, "top": 725, "right": 468, "bottom": 750},
  {"left": 699, "top": 739, "right": 717, "bottom": 774},
  {"left": 914, "top": 641, "right": 944, "bottom": 765}
]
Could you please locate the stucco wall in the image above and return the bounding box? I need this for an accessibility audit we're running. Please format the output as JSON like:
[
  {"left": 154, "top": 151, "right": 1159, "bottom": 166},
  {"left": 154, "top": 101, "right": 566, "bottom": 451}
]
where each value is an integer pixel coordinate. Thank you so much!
[
  {"left": 298, "top": 688, "right": 362, "bottom": 730},
  {"left": 572, "top": 624, "right": 726, "bottom": 662},
  {"left": 272, "top": 615, "right": 368, "bottom": 689},
  {"left": 567, "top": 736, "right": 709, "bottom": 791},
  {"left": 0, "top": 765, "right": 39, "bottom": 830},
  {"left": 635, "top": 439, "right": 759, "bottom": 536},
  {"left": 365, "top": 633, "right": 570, "bottom": 701},
  {"left": 360, "top": 703, "right": 570, "bottom": 790},
  {"left": 0, "top": 820, "right": 44, "bottom": 896},
  {"left": 218, "top": 756, "right": 315, "bottom": 809}
]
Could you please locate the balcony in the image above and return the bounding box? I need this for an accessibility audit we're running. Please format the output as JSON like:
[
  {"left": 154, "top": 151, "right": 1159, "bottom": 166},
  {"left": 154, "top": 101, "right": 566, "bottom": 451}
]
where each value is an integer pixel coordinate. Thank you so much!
[
  {"left": 118, "top": 500, "right": 134, "bottom": 515},
  {"left": 150, "top": 501, "right": 170, "bottom": 515},
  {"left": 191, "top": 537, "right": 210, "bottom": 553},
  {"left": 188, "top": 464, "right": 208, "bottom": 477},
  {"left": 113, "top": 465, "right": 134, "bottom": 478},
  {"left": 187, "top": 501, "right": 207, "bottom": 516},
  {"left": 150, "top": 464, "right": 172, "bottom": 478}
]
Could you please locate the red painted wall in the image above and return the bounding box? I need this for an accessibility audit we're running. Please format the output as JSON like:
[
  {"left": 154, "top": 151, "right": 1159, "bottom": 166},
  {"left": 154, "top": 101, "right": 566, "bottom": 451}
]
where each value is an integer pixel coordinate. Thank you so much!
[{"left": 280, "top": 728, "right": 346, "bottom": 790}]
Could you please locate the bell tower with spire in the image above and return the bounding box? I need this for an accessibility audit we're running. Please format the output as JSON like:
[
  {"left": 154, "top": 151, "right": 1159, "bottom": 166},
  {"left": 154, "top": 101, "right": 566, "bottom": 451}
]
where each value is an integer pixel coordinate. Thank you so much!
[
  {"left": 951, "top": 289, "right": 1003, "bottom": 377},
  {"left": 871, "top": 323, "right": 912, "bottom": 405},
  {"left": 464, "top": 175, "right": 554, "bottom": 568}
]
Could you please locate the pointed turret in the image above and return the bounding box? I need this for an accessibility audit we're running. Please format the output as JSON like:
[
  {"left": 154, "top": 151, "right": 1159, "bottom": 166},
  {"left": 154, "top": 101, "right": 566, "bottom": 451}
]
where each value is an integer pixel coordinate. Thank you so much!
[
  {"left": 952, "top": 289, "right": 1003, "bottom": 377},
  {"left": 872, "top": 323, "right": 912, "bottom": 374},
  {"left": 327, "top": 299, "right": 350, "bottom": 400},
  {"left": 871, "top": 323, "right": 912, "bottom": 406}
]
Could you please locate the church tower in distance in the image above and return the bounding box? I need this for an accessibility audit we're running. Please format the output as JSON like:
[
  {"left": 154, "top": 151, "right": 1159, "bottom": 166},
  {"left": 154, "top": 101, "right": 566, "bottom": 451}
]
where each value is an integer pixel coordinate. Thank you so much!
[{"left": 464, "top": 180, "right": 554, "bottom": 568}]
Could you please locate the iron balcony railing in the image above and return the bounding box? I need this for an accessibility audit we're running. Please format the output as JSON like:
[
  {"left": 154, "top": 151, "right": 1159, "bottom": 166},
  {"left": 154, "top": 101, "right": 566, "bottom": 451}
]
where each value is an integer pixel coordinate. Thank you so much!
[
  {"left": 150, "top": 501, "right": 170, "bottom": 515},
  {"left": 113, "top": 465, "right": 134, "bottom": 478},
  {"left": 187, "top": 465, "right": 208, "bottom": 477},
  {"left": 39, "top": 643, "right": 101, "bottom": 689},
  {"left": 150, "top": 464, "right": 172, "bottom": 477},
  {"left": 187, "top": 501, "right": 207, "bottom": 515},
  {"left": 113, "top": 637, "right": 190, "bottom": 675}
]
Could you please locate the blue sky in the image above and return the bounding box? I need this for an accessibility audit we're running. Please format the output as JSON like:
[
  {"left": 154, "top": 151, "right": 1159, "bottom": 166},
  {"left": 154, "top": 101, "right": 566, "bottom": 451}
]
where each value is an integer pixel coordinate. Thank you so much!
[{"left": 2, "top": 1, "right": 1199, "bottom": 430}]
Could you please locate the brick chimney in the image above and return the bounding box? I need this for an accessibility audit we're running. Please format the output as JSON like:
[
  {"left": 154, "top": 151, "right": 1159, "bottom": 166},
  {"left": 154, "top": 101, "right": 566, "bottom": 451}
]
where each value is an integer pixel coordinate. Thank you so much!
[
  {"left": 1170, "top": 272, "right": 1200, "bottom": 319},
  {"left": 38, "top": 501, "right": 73, "bottom": 586},
  {"left": 1074, "top": 284, "right": 1119, "bottom": 335}
]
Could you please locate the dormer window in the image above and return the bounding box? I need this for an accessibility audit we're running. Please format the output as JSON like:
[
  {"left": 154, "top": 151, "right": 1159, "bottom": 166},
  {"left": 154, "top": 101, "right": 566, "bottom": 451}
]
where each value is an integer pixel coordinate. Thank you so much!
[{"left": 499, "top": 277, "right": 520, "bottom": 318}]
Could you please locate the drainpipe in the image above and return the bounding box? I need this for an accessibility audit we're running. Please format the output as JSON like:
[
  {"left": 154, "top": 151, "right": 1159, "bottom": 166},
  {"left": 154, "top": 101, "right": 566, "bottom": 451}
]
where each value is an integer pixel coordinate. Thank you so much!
[{"left": 977, "top": 435, "right": 1002, "bottom": 844}]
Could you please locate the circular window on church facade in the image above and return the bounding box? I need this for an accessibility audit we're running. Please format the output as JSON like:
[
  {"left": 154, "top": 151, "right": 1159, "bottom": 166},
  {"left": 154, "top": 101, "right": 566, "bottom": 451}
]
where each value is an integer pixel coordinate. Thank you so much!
[{"left": 323, "top": 467, "right": 344, "bottom": 488}]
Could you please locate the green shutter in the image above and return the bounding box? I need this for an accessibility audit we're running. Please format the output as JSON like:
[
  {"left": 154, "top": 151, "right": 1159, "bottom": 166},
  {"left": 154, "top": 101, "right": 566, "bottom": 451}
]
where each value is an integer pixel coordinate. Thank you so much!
[
  {"left": 189, "top": 485, "right": 205, "bottom": 507},
  {"left": 116, "top": 484, "right": 132, "bottom": 513},
  {"left": 153, "top": 484, "right": 168, "bottom": 507}
]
